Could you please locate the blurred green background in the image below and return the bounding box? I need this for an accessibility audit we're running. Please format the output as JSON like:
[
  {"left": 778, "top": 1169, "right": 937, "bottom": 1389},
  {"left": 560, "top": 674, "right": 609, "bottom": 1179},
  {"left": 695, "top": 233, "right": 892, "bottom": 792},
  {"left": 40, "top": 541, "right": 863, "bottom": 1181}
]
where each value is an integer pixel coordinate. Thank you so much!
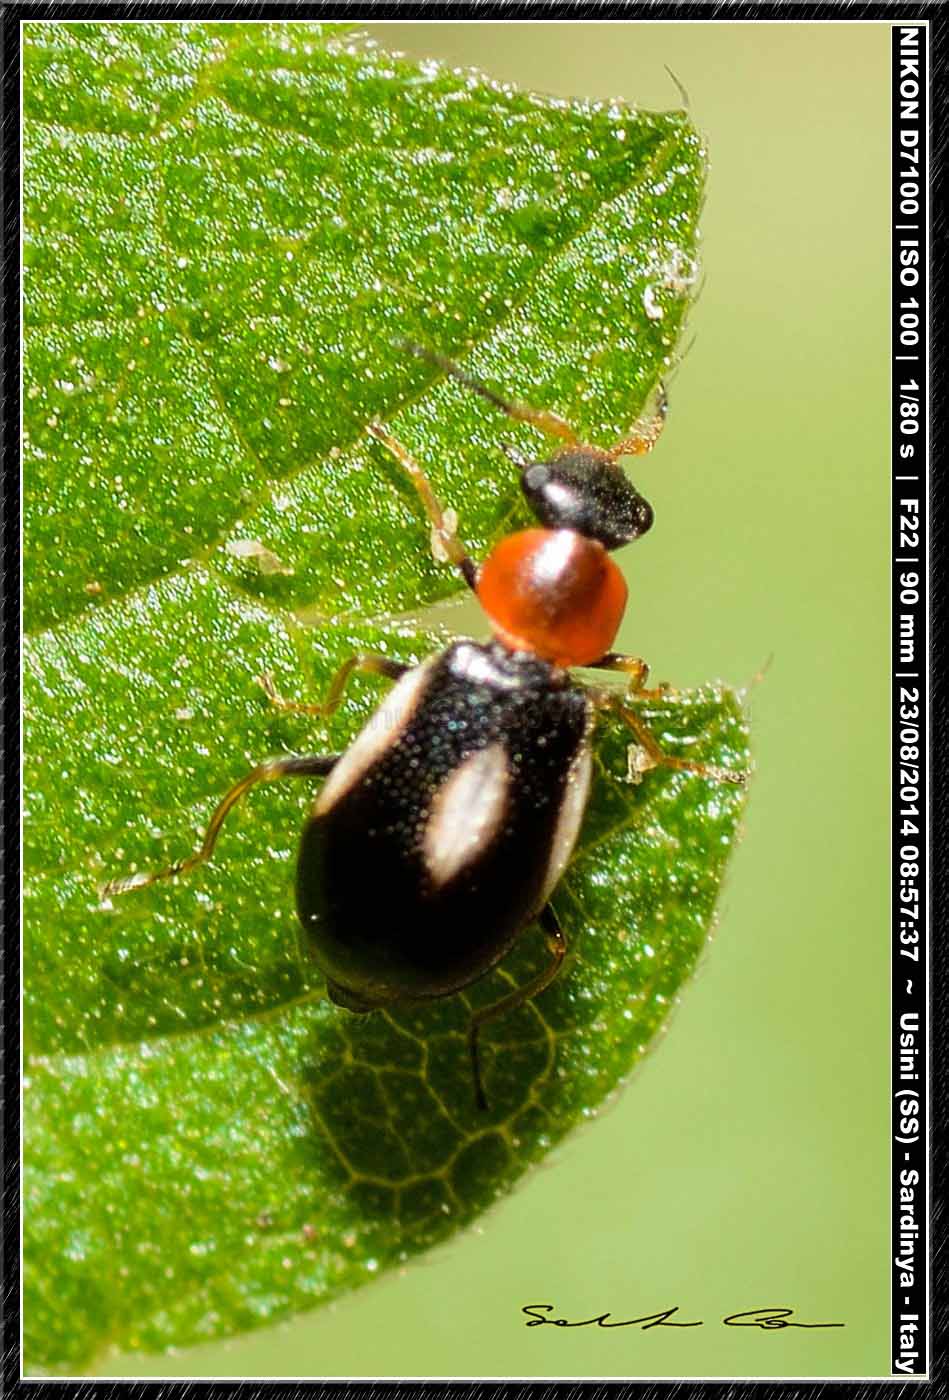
[{"left": 98, "top": 20, "right": 891, "bottom": 1379}]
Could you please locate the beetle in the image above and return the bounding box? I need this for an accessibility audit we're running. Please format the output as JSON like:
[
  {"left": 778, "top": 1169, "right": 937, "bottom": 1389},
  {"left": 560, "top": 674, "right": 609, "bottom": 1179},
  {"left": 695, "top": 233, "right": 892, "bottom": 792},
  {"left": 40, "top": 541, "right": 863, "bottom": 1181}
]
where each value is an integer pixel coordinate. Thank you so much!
[{"left": 104, "top": 343, "right": 745, "bottom": 1108}]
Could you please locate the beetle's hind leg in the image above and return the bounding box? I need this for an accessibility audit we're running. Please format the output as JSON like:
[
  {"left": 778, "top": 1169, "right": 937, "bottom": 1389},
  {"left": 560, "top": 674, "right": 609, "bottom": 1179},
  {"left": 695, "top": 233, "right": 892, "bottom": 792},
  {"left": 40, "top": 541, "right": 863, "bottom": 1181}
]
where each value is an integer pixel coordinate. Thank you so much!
[
  {"left": 259, "top": 653, "right": 409, "bottom": 719},
  {"left": 367, "top": 419, "right": 479, "bottom": 591},
  {"left": 467, "top": 903, "right": 567, "bottom": 1112},
  {"left": 101, "top": 753, "right": 340, "bottom": 899}
]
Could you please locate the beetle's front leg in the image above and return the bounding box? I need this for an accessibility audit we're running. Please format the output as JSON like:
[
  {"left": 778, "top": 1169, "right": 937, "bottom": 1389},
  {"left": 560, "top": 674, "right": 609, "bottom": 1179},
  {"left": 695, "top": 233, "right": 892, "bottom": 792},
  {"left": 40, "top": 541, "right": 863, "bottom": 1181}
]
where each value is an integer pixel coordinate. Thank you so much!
[
  {"left": 258, "top": 653, "right": 410, "bottom": 719},
  {"left": 367, "top": 419, "right": 479, "bottom": 591},
  {"left": 591, "top": 686, "right": 747, "bottom": 787},
  {"left": 588, "top": 651, "right": 671, "bottom": 702}
]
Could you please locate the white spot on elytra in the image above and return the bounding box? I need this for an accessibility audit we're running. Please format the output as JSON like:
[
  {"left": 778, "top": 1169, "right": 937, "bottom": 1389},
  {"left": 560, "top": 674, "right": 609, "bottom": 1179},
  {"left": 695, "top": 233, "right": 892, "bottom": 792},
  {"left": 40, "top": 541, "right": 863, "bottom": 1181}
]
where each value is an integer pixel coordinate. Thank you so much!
[
  {"left": 314, "top": 660, "right": 435, "bottom": 816},
  {"left": 538, "top": 717, "right": 594, "bottom": 904},
  {"left": 423, "top": 743, "right": 509, "bottom": 888}
]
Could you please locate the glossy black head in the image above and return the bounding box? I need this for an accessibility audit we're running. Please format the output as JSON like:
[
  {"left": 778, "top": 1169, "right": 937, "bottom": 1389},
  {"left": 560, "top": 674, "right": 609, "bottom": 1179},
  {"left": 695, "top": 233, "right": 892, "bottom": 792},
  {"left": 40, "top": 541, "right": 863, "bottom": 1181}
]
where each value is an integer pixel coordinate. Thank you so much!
[{"left": 520, "top": 446, "right": 654, "bottom": 551}]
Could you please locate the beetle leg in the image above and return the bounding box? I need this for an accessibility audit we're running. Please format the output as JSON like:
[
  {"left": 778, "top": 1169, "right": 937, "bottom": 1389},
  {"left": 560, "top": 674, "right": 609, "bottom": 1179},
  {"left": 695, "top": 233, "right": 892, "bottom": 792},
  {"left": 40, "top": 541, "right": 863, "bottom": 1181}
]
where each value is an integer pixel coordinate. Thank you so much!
[
  {"left": 100, "top": 753, "right": 340, "bottom": 899},
  {"left": 467, "top": 903, "right": 567, "bottom": 1112},
  {"left": 398, "top": 339, "right": 579, "bottom": 446},
  {"left": 366, "top": 419, "right": 479, "bottom": 591},
  {"left": 606, "top": 380, "right": 668, "bottom": 459},
  {"left": 258, "top": 654, "right": 409, "bottom": 719},
  {"left": 588, "top": 651, "right": 672, "bottom": 701},
  {"left": 597, "top": 692, "right": 747, "bottom": 787}
]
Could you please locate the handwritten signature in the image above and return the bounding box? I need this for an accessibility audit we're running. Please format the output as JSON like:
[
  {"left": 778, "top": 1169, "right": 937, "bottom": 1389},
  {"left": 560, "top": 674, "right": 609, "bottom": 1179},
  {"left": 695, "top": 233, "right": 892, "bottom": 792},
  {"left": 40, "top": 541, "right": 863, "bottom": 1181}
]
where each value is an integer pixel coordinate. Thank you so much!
[{"left": 522, "top": 1305, "right": 844, "bottom": 1331}]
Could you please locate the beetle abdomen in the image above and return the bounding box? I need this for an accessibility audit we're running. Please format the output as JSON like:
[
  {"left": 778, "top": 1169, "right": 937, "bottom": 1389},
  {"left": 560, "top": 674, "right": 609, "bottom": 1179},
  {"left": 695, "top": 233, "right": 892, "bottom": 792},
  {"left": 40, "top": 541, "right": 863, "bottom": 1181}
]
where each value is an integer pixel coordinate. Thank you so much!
[{"left": 296, "top": 639, "right": 592, "bottom": 1005}]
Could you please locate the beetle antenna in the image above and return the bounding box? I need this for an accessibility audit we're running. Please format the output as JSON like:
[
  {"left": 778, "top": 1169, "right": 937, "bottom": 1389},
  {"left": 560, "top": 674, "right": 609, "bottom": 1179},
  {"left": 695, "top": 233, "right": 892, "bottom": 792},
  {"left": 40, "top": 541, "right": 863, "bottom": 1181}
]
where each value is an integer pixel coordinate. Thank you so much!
[
  {"left": 394, "top": 338, "right": 578, "bottom": 444},
  {"left": 664, "top": 64, "right": 691, "bottom": 110},
  {"left": 397, "top": 338, "right": 518, "bottom": 415},
  {"left": 499, "top": 440, "right": 532, "bottom": 469}
]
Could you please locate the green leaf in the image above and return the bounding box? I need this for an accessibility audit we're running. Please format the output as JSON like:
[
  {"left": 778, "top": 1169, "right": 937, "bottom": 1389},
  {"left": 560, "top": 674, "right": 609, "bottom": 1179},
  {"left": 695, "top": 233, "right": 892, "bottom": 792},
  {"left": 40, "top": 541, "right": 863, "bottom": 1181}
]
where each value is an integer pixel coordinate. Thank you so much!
[{"left": 23, "top": 21, "right": 748, "bottom": 1374}]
